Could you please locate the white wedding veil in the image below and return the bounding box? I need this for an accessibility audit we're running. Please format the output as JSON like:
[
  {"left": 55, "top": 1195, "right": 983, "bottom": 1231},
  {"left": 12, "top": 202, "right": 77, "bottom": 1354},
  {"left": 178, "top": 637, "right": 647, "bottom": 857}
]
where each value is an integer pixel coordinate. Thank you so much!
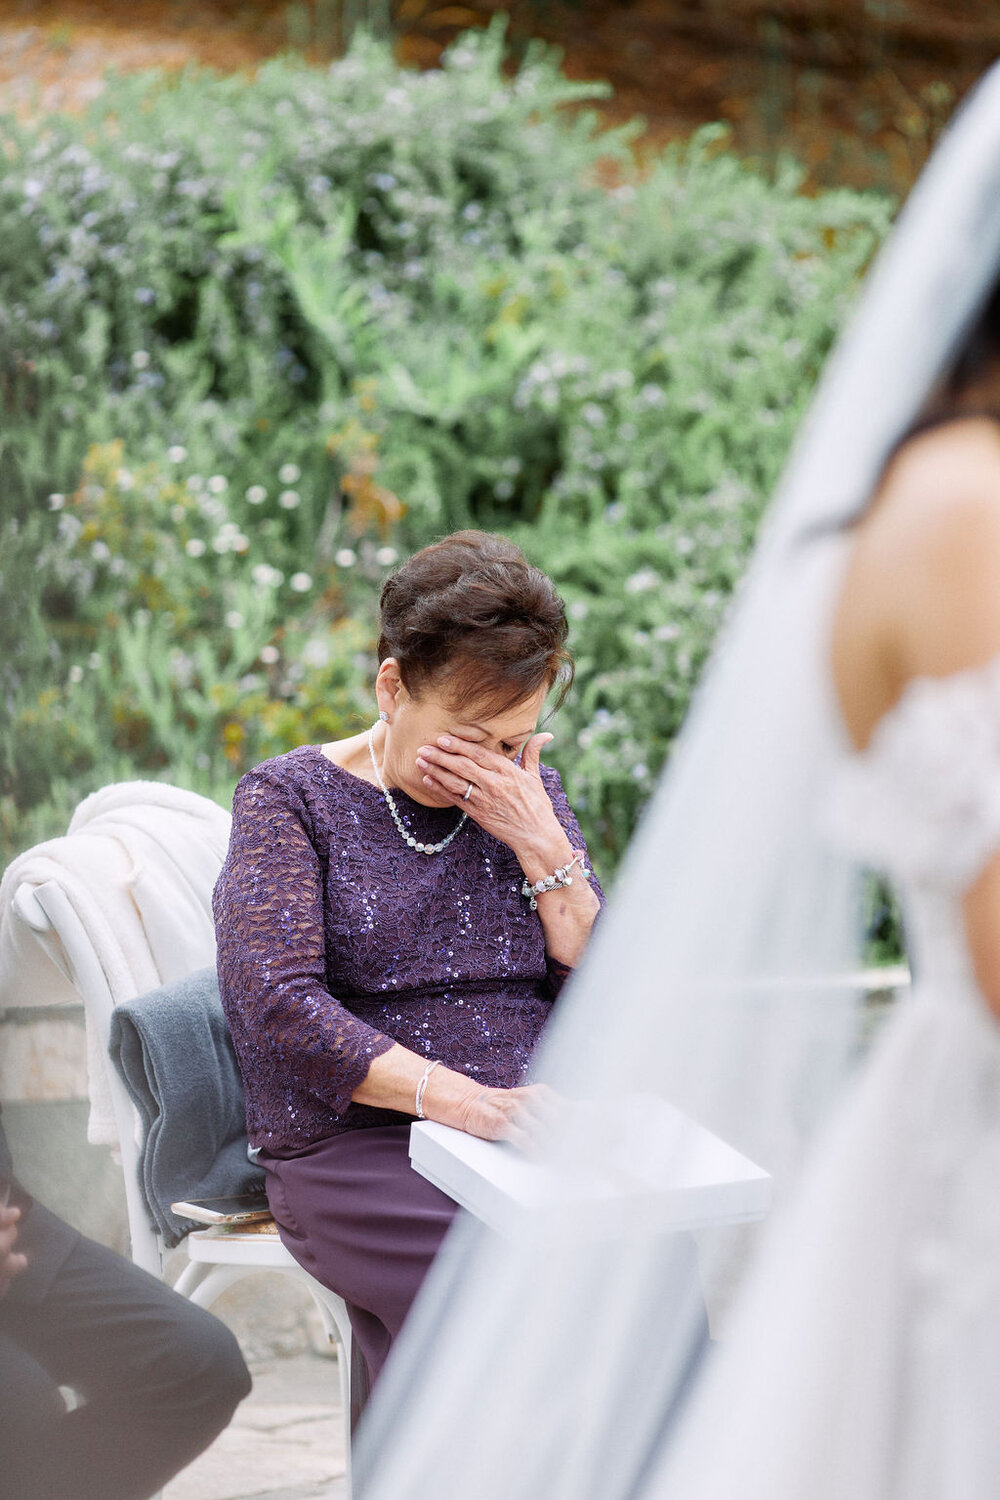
[{"left": 355, "top": 64, "right": 1000, "bottom": 1500}]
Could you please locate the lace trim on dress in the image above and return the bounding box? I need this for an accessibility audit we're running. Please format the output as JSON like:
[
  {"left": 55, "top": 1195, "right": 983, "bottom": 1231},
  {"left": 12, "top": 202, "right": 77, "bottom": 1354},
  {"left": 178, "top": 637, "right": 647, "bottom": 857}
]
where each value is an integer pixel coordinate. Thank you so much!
[{"left": 826, "top": 653, "right": 1000, "bottom": 891}]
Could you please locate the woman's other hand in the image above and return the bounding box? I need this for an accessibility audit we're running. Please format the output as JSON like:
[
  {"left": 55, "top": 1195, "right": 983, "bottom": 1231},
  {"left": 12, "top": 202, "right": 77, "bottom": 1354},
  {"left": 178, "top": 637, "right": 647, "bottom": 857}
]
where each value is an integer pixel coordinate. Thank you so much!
[
  {"left": 353, "top": 1045, "right": 558, "bottom": 1149},
  {"left": 415, "top": 729, "right": 561, "bottom": 866},
  {"left": 447, "top": 1082, "right": 555, "bottom": 1151}
]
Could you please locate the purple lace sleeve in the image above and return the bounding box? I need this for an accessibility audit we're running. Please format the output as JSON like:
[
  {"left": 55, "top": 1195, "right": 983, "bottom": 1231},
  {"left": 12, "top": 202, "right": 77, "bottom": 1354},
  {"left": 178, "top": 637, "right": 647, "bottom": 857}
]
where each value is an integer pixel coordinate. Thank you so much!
[{"left": 214, "top": 768, "right": 395, "bottom": 1117}]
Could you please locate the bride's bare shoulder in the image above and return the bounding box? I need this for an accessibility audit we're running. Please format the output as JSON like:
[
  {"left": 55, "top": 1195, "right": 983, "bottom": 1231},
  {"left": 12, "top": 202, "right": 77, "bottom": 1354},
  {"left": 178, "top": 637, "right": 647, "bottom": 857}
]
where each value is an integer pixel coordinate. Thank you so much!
[
  {"left": 869, "top": 417, "right": 1000, "bottom": 553},
  {"left": 874, "top": 414, "right": 1000, "bottom": 622},
  {"left": 833, "top": 419, "right": 1000, "bottom": 745}
]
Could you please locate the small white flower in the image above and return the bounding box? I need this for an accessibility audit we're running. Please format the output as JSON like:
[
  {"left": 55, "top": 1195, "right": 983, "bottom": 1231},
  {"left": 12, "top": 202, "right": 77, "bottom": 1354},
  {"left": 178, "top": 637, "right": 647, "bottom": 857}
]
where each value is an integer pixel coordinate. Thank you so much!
[
  {"left": 278, "top": 489, "right": 301, "bottom": 510},
  {"left": 186, "top": 474, "right": 204, "bottom": 493},
  {"left": 232, "top": 533, "right": 249, "bottom": 552},
  {"left": 68, "top": 664, "right": 84, "bottom": 683},
  {"left": 87, "top": 652, "right": 101, "bottom": 670},
  {"left": 115, "top": 469, "right": 134, "bottom": 491},
  {"left": 302, "top": 638, "right": 330, "bottom": 668},
  {"left": 91, "top": 540, "right": 111, "bottom": 561},
  {"left": 212, "top": 534, "right": 231, "bottom": 554},
  {"left": 167, "top": 445, "right": 187, "bottom": 463},
  {"left": 289, "top": 571, "right": 312, "bottom": 593},
  {"left": 569, "top": 600, "right": 589, "bottom": 620},
  {"left": 653, "top": 622, "right": 680, "bottom": 642},
  {"left": 208, "top": 474, "right": 229, "bottom": 494},
  {"left": 625, "top": 568, "right": 659, "bottom": 594},
  {"left": 225, "top": 611, "right": 244, "bottom": 630},
  {"left": 631, "top": 763, "right": 649, "bottom": 781},
  {"left": 185, "top": 538, "right": 206, "bottom": 558},
  {"left": 260, "top": 644, "right": 280, "bottom": 665},
  {"left": 48, "top": 493, "right": 66, "bottom": 510},
  {"left": 375, "top": 546, "right": 398, "bottom": 566},
  {"left": 278, "top": 463, "right": 301, "bottom": 484},
  {"left": 169, "top": 650, "right": 194, "bottom": 685},
  {"left": 252, "top": 564, "right": 283, "bottom": 587},
  {"left": 131, "top": 350, "right": 150, "bottom": 370},
  {"left": 335, "top": 548, "right": 357, "bottom": 567},
  {"left": 245, "top": 485, "right": 267, "bottom": 505}
]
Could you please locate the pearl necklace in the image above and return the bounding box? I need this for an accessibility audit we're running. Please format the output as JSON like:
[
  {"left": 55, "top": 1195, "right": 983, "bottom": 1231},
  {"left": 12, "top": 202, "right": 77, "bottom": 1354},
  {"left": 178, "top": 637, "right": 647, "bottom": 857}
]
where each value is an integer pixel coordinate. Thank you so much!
[{"left": 367, "top": 726, "right": 468, "bottom": 855}]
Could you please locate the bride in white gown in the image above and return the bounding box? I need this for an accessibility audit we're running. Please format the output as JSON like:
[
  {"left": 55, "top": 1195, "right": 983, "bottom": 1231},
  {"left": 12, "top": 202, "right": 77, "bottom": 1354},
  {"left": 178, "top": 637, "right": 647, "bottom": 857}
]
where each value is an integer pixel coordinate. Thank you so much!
[
  {"left": 356, "top": 64, "right": 1000, "bottom": 1500},
  {"left": 658, "top": 422, "right": 1000, "bottom": 1500}
]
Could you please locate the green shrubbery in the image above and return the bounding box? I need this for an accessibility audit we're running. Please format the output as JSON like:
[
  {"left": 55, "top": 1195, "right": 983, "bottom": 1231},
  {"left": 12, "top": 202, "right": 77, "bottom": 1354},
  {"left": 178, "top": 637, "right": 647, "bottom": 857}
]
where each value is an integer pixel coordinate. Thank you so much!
[{"left": 1, "top": 25, "right": 892, "bottom": 875}]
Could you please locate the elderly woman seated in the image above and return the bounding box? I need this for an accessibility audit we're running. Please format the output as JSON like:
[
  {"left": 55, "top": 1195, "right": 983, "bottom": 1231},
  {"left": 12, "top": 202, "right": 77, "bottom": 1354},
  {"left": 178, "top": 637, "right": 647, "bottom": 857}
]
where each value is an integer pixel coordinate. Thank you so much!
[{"left": 213, "top": 530, "right": 603, "bottom": 1405}]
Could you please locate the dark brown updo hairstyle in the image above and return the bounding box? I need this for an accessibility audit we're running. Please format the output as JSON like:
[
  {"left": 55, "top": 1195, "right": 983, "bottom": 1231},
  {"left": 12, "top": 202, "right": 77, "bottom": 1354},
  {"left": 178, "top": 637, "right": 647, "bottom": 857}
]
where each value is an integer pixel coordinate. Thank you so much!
[
  {"left": 377, "top": 531, "right": 573, "bottom": 717},
  {"left": 828, "top": 275, "right": 1000, "bottom": 533},
  {"left": 906, "top": 274, "right": 1000, "bottom": 441}
]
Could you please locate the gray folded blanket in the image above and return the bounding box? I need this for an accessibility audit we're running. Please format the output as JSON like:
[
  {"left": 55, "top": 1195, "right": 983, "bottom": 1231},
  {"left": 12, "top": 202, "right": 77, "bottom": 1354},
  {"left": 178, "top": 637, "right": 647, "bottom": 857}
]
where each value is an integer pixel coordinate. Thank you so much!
[{"left": 108, "top": 966, "right": 265, "bottom": 1247}]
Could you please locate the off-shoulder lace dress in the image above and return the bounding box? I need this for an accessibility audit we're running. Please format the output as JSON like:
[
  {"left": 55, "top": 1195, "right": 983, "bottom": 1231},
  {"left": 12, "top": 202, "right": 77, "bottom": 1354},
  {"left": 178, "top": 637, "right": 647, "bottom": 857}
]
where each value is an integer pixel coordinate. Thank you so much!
[
  {"left": 214, "top": 746, "right": 602, "bottom": 1154},
  {"left": 664, "top": 658, "right": 1000, "bottom": 1500}
]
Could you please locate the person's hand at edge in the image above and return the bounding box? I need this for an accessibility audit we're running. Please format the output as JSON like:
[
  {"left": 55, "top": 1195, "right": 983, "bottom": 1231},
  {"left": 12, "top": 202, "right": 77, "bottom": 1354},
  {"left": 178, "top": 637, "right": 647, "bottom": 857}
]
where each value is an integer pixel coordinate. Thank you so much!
[{"left": 0, "top": 1204, "right": 27, "bottom": 1298}]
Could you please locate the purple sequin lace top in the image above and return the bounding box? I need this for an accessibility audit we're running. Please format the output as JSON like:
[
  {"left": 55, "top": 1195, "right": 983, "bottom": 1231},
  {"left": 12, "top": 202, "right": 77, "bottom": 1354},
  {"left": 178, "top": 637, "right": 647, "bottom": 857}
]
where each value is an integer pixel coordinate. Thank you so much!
[{"left": 213, "top": 745, "right": 604, "bottom": 1153}]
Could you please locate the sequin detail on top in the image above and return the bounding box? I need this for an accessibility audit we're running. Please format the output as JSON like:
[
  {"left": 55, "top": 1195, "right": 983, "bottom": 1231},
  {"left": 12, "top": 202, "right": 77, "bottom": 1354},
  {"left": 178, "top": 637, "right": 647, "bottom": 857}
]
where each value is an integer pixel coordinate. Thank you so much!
[{"left": 213, "top": 745, "right": 604, "bottom": 1152}]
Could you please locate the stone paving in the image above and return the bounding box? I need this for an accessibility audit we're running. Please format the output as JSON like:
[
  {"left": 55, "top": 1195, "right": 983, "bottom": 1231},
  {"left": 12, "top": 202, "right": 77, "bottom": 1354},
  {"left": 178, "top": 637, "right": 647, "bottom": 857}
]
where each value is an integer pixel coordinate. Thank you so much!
[{"left": 164, "top": 1353, "right": 348, "bottom": 1500}]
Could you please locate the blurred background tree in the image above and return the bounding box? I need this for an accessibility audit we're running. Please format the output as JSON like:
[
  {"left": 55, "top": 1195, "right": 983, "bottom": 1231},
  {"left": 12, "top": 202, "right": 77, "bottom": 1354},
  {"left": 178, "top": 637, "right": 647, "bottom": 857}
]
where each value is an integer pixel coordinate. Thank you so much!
[
  {"left": 0, "top": 0, "right": 988, "bottom": 901},
  {"left": 1, "top": 0, "right": 994, "bottom": 191}
]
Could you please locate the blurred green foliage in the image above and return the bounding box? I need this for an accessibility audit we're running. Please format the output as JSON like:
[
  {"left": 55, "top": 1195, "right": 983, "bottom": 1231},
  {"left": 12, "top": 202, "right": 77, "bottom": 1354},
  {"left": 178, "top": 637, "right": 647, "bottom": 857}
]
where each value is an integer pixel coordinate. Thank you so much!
[{"left": 0, "top": 24, "right": 893, "bottom": 879}]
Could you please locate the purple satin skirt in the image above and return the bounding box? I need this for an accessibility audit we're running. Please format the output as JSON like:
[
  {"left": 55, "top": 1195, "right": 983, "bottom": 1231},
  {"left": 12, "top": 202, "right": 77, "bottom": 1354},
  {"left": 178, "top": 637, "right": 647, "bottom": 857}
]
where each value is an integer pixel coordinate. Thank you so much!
[{"left": 260, "top": 1125, "right": 458, "bottom": 1407}]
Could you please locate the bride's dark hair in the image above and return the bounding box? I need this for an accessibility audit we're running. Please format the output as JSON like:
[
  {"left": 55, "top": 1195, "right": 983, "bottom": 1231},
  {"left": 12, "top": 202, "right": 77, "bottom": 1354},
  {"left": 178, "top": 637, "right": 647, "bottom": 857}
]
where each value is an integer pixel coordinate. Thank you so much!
[
  {"left": 832, "top": 276, "right": 1000, "bottom": 535},
  {"left": 905, "top": 274, "right": 1000, "bottom": 439}
]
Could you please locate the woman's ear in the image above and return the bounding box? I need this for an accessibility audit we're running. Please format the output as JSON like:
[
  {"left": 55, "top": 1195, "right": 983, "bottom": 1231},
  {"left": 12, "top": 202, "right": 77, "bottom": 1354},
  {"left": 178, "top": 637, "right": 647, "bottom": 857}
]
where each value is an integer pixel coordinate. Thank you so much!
[{"left": 375, "top": 658, "right": 405, "bottom": 720}]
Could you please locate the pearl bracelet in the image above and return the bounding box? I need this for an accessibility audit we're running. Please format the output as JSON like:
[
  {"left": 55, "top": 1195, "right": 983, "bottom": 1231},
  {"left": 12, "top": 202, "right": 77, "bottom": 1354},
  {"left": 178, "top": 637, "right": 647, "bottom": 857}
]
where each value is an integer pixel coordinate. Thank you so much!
[
  {"left": 415, "top": 1059, "right": 441, "bottom": 1120},
  {"left": 520, "top": 851, "right": 590, "bottom": 911}
]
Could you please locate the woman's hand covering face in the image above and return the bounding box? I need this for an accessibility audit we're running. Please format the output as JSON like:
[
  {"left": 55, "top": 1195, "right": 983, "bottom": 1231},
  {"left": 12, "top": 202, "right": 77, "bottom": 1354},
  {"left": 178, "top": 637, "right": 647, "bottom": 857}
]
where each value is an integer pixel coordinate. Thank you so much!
[{"left": 415, "top": 728, "right": 561, "bottom": 862}]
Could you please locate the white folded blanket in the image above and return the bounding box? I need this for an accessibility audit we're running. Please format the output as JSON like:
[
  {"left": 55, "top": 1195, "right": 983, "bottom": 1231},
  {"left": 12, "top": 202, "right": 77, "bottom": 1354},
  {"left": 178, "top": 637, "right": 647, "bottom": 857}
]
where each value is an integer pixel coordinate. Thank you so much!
[{"left": 0, "top": 781, "right": 231, "bottom": 1144}]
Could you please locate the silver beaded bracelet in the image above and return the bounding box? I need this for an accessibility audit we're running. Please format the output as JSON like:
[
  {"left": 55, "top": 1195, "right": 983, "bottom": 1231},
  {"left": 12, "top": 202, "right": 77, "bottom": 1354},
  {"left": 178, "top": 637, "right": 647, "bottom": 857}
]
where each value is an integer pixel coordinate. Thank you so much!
[{"left": 520, "top": 851, "right": 590, "bottom": 911}]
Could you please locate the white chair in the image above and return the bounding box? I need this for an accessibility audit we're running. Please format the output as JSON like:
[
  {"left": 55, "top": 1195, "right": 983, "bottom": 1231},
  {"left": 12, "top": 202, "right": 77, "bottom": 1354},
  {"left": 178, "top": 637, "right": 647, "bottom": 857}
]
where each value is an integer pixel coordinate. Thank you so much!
[{"left": 11, "top": 862, "right": 356, "bottom": 1489}]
